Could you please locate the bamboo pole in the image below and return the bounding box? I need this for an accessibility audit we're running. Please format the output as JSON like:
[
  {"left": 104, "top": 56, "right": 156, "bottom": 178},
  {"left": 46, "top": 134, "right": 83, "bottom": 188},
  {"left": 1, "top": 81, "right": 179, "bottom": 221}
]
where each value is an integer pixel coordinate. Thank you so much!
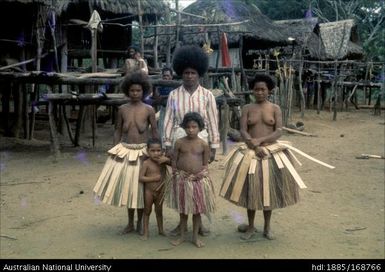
[
  {"left": 138, "top": 0, "right": 144, "bottom": 54},
  {"left": 175, "top": 0, "right": 181, "bottom": 49},
  {"left": 153, "top": 15, "right": 159, "bottom": 69},
  {"left": 298, "top": 50, "right": 305, "bottom": 118}
]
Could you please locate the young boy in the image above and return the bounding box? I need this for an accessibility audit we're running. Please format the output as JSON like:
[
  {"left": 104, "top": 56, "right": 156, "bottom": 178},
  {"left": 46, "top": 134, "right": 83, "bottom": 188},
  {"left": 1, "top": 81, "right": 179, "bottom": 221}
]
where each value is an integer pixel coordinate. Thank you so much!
[
  {"left": 139, "top": 138, "right": 170, "bottom": 240},
  {"left": 93, "top": 71, "right": 158, "bottom": 235},
  {"left": 169, "top": 112, "right": 216, "bottom": 248}
]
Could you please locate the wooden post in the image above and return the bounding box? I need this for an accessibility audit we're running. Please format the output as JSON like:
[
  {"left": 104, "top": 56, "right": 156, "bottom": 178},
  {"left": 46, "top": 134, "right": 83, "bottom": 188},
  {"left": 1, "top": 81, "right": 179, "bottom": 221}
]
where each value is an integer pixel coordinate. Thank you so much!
[
  {"left": 14, "top": 83, "right": 23, "bottom": 139},
  {"left": 221, "top": 99, "right": 230, "bottom": 155},
  {"left": 332, "top": 61, "right": 338, "bottom": 121},
  {"left": 153, "top": 15, "right": 159, "bottom": 69},
  {"left": 1, "top": 83, "right": 11, "bottom": 136},
  {"left": 91, "top": 29, "right": 97, "bottom": 73},
  {"left": 165, "top": 5, "right": 172, "bottom": 67},
  {"left": 175, "top": 0, "right": 181, "bottom": 49},
  {"left": 138, "top": 0, "right": 145, "bottom": 54},
  {"left": 48, "top": 100, "right": 60, "bottom": 158},
  {"left": 22, "top": 84, "right": 29, "bottom": 139},
  {"left": 298, "top": 50, "right": 305, "bottom": 118},
  {"left": 238, "top": 37, "right": 248, "bottom": 92}
]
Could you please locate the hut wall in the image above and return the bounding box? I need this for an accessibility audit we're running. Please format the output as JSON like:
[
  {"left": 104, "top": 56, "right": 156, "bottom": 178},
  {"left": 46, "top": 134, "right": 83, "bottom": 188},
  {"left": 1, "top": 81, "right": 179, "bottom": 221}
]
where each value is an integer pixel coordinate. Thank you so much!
[{"left": 208, "top": 48, "right": 240, "bottom": 68}]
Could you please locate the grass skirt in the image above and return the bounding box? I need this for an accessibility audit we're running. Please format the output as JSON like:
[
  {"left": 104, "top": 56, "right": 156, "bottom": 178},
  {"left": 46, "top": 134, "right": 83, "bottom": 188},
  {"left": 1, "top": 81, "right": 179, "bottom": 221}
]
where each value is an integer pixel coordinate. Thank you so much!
[
  {"left": 220, "top": 142, "right": 302, "bottom": 210},
  {"left": 167, "top": 169, "right": 216, "bottom": 215},
  {"left": 93, "top": 143, "right": 147, "bottom": 208}
]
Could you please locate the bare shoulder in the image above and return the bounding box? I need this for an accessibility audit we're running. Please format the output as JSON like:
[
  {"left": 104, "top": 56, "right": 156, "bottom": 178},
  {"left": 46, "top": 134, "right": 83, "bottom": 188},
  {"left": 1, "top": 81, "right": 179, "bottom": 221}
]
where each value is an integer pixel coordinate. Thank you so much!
[
  {"left": 144, "top": 103, "right": 155, "bottom": 113},
  {"left": 118, "top": 103, "right": 130, "bottom": 112},
  {"left": 142, "top": 159, "right": 150, "bottom": 167},
  {"left": 199, "top": 138, "right": 209, "bottom": 147},
  {"left": 242, "top": 103, "right": 253, "bottom": 112},
  {"left": 270, "top": 102, "right": 281, "bottom": 111},
  {"left": 174, "top": 138, "right": 183, "bottom": 147}
]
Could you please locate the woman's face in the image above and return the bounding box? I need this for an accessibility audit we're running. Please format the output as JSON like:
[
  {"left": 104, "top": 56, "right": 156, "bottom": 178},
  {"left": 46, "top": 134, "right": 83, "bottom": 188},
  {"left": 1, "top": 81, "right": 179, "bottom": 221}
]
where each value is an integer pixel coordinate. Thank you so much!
[
  {"left": 252, "top": 82, "right": 269, "bottom": 103},
  {"left": 182, "top": 68, "right": 199, "bottom": 89},
  {"left": 128, "top": 84, "right": 143, "bottom": 101}
]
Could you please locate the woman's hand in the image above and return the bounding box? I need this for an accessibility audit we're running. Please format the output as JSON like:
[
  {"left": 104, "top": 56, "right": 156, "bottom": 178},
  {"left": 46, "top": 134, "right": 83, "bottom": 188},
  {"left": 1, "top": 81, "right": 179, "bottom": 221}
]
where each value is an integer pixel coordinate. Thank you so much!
[
  {"left": 255, "top": 146, "right": 267, "bottom": 158},
  {"left": 246, "top": 138, "right": 261, "bottom": 149}
]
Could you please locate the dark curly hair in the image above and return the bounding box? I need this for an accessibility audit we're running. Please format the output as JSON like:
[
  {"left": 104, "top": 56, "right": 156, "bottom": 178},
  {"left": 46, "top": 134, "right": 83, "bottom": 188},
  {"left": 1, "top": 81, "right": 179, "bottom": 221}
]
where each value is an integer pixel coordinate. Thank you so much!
[
  {"left": 172, "top": 45, "right": 208, "bottom": 77},
  {"left": 249, "top": 73, "right": 276, "bottom": 91},
  {"left": 120, "top": 71, "right": 152, "bottom": 100},
  {"left": 180, "top": 112, "right": 205, "bottom": 131},
  {"left": 147, "top": 138, "right": 162, "bottom": 148}
]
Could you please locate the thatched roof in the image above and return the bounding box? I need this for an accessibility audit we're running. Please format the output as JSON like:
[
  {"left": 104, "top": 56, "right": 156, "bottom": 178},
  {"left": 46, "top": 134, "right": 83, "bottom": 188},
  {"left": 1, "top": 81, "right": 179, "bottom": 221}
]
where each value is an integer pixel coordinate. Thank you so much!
[
  {"left": 313, "top": 19, "right": 363, "bottom": 60},
  {"left": 55, "top": 0, "right": 166, "bottom": 16},
  {"left": 145, "top": 0, "right": 289, "bottom": 50},
  {"left": 0, "top": 0, "right": 53, "bottom": 4},
  {"left": 182, "top": 0, "right": 289, "bottom": 46},
  {"left": 274, "top": 17, "right": 319, "bottom": 45}
]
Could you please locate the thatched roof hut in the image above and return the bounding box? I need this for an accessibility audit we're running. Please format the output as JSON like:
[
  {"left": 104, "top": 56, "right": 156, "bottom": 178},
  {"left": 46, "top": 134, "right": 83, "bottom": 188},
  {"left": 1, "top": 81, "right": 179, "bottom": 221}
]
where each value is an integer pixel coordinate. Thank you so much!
[
  {"left": 145, "top": 0, "right": 290, "bottom": 68},
  {"left": 274, "top": 17, "right": 319, "bottom": 47},
  {"left": 57, "top": 0, "right": 166, "bottom": 62},
  {"left": 307, "top": 19, "right": 364, "bottom": 60},
  {"left": 0, "top": 0, "right": 166, "bottom": 71},
  {"left": 181, "top": 0, "right": 289, "bottom": 47}
]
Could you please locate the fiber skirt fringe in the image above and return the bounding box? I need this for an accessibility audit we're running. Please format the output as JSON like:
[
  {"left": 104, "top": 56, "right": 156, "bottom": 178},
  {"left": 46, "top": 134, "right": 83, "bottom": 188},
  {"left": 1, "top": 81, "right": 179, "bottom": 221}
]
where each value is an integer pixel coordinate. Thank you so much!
[
  {"left": 167, "top": 169, "right": 216, "bottom": 215},
  {"left": 93, "top": 143, "right": 147, "bottom": 208},
  {"left": 220, "top": 142, "right": 303, "bottom": 210}
]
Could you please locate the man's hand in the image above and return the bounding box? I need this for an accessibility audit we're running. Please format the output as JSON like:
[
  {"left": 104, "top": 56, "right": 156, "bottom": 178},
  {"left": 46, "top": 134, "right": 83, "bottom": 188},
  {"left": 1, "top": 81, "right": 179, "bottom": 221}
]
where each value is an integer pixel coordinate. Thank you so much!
[
  {"left": 165, "top": 147, "right": 173, "bottom": 159},
  {"left": 209, "top": 148, "right": 216, "bottom": 163}
]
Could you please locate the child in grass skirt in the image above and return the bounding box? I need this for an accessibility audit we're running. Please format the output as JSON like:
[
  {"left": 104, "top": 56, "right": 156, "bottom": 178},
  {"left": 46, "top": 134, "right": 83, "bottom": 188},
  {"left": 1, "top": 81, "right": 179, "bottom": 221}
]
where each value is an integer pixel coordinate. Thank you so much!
[{"left": 168, "top": 112, "right": 215, "bottom": 248}]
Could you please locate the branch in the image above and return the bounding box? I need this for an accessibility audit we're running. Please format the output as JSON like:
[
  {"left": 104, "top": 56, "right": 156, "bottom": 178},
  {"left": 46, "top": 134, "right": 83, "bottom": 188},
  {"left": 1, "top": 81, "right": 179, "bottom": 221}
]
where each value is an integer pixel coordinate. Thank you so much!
[{"left": 364, "top": 15, "right": 385, "bottom": 46}]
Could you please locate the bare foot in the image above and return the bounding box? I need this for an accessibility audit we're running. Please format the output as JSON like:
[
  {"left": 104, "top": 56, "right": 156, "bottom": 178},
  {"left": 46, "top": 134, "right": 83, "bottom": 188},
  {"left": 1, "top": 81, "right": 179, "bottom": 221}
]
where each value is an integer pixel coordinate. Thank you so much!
[
  {"left": 198, "top": 226, "right": 210, "bottom": 237},
  {"left": 140, "top": 235, "right": 148, "bottom": 241},
  {"left": 171, "top": 238, "right": 185, "bottom": 246},
  {"left": 240, "top": 229, "right": 256, "bottom": 240},
  {"left": 136, "top": 221, "right": 143, "bottom": 235},
  {"left": 263, "top": 231, "right": 275, "bottom": 240},
  {"left": 120, "top": 225, "right": 134, "bottom": 234},
  {"left": 192, "top": 238, "right": 205, "bottom": 248},
  {"left": 238, "top": 224, "right": 258, "bottom": 233}
]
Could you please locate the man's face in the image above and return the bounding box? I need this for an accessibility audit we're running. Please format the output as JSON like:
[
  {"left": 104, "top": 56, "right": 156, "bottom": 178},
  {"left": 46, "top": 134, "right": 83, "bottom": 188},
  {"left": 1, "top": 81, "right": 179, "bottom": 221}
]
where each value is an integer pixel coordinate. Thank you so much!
[
  {"left": 162, "top": 71, "right": 172, "bottom": 80},
  {"left": 182, "top": 68, "right": 199, "bottom": 88},
  {"left": 129, "top": 49, "right": 136, "bottom": 58}
]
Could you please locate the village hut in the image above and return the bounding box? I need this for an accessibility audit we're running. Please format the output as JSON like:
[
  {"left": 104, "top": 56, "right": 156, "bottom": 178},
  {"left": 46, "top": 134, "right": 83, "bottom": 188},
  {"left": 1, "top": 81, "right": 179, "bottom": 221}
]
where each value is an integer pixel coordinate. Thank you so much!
[
  {"left": 145, "top": 0, "right": 290, "bottom": 69},
  {"left": 0, "top": 0, "right": 55, "bottom": 71},
  {"left": 306, "top": 19, "right": 364, "bottom": 60},
  {"left": 274, "top": 17, "right": 319, "bottom": 57},
  {"left": 0, "top": 0, "right": 166, "bottom": 72},
  {"left": 56, "top": 0, "right": 167, "bottom": 70}
]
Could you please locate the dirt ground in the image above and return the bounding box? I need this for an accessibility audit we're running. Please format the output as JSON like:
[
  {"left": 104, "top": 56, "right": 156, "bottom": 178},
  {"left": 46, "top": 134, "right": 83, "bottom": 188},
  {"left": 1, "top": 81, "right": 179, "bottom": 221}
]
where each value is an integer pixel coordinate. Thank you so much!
[{"left": 0, "top": 109, "right": 384, "bottom": 259}]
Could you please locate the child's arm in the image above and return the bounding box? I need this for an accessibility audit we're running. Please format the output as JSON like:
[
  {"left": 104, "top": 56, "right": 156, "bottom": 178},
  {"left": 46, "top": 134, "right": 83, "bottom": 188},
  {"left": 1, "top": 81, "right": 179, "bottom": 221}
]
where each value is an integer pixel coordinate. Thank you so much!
[
  {"left": 139, "top": 161, "right": 161, "bottom": 183},
  {"left": 156, "top": 154, "right": 171, "bottom": 165},
  {"left": 171, "top": 141, "right": 180, "bottom": 174},
  {"left": 113, "top": 108, "right": 123, "bottom": 145},
  {"left": 202, "top": 141, "right": 210, "bottom": 168}
]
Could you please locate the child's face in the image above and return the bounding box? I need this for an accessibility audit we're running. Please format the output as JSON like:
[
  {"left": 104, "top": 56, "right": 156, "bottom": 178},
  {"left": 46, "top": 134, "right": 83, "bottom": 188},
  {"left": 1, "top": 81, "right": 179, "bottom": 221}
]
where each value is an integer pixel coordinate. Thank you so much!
[
  {"left": 128, "top": 84, "right": 143, "bottom": 101},
  {"left": 147, "top": 144, "right": 162, "bottom": 160},
  {"left": 252, "top": 82, "right": 269, "bottom": 103},
  {"left": 184, "top": 120, "right": 200, "bottom": 138}
]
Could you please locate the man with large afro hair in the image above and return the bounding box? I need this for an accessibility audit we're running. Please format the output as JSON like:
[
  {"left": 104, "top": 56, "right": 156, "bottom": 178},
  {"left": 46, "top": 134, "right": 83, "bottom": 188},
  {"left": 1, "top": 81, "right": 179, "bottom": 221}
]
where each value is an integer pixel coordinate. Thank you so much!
[{"left": 172, "top": 45, "right": 209, "bottom": 77}]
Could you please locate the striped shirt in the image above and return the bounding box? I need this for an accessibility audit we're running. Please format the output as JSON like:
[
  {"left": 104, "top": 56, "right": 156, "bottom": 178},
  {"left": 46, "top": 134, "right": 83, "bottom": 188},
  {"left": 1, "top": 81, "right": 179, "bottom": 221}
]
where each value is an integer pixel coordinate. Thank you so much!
[{"left": 163, "top": 85, "right": 220, "bottom": 149}]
